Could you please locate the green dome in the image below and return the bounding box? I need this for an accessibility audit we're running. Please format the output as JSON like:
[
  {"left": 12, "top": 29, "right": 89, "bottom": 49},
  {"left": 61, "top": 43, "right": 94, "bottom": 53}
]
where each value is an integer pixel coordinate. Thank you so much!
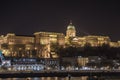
[{"left": 67, "top": 22, "right": 75, "bottom": 30}]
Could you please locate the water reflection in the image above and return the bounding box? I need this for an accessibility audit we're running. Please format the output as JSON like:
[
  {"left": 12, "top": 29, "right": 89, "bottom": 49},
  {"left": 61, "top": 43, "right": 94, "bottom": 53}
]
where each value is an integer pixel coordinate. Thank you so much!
[{"left": 0, "top": 77, "right": 88, "bottom": 80}]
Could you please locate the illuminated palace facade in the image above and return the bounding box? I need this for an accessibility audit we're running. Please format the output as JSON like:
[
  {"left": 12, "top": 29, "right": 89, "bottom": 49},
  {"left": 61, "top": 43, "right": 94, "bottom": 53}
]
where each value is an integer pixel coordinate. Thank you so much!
[{"left": 0, "top": 22, "right": 120, "bottom": 58}]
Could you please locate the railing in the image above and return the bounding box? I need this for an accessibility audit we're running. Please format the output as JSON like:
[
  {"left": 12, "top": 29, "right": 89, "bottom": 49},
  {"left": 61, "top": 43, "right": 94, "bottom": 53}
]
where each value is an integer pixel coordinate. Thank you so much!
[
  {"left": 1, "top": 69, "right": 120, "bottom": 78},
  {"left": 1, "top": 69, "right": 120, "bottom": 73}
]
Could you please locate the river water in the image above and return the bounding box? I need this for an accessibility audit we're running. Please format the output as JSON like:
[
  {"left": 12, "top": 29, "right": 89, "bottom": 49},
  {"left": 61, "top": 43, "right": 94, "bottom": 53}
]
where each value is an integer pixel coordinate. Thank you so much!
[
  {"left": 0, "top": 77, "right": 120, "bottom": 80},
  {"left": 0, "top": 77, "right": 88, "bottom": 80}
]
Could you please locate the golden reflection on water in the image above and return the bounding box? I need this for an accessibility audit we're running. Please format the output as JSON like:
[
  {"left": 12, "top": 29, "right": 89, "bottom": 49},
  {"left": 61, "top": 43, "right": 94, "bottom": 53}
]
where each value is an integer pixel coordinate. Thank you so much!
[{"left": 0, "top": 77, "right": 88, "bottom": 80}]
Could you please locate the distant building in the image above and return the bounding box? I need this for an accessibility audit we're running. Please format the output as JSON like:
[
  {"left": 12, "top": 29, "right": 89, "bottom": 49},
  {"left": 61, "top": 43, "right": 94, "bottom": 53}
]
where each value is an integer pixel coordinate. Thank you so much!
[
  {"left": 0, "top": 33, "right": 34, "bottom": 57},
  {"left": 65, "top": 21, "right": 76, "bottom": 45},
  {"left": 110, "top": 42, "right": 119, "bottom": 47},
  {"left": 0, "top": 32, "right": 65, "bottom": 58},
  {"left": 77, "top": 56, "right": 88, "bottom": 66},
  {"left": 34, "top": 32, "right": 65, "bottom": 58},
  {"left": 66, "top": 21, "right": 76, "bottom": 38},
  {"left": 118, "top": 41, "right": 120, "bottom": 46},
  {"left": 65, "top": 21, "right": 119, "bottom": 48},
  {"left": 71, "top": 35, "right": 110, "bottom": 47},
  {"left": 0, "top": 21, "right": 120, "bottom": 58},
  {"left": 12, "top": 58, "right": 59, "bottom": 71}
]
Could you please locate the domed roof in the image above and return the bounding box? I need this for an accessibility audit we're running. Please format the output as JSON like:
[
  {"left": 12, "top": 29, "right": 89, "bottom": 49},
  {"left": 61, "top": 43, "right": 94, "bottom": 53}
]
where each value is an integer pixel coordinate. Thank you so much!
[{"left": 67, "top": 21, "right": 75, "bottom": 30}]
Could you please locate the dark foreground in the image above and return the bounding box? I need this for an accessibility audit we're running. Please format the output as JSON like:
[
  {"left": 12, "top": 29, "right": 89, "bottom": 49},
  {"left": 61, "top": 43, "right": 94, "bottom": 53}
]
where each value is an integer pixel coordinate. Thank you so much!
[{"left": 0, "top": 70, "right": 120, "bottom": 78}]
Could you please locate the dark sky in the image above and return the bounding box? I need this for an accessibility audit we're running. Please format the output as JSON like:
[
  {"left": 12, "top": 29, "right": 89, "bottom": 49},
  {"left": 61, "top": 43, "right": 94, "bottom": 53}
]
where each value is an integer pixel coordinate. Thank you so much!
[{"left": 0, "top": 0, "right": 120, "bottom": 41}]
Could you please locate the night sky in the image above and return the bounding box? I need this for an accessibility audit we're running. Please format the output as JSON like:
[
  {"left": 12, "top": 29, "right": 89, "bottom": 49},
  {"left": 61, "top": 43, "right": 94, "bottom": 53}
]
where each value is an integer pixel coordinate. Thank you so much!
[{"left": 0, "top": 0, "right": 120, "bottom": 41}]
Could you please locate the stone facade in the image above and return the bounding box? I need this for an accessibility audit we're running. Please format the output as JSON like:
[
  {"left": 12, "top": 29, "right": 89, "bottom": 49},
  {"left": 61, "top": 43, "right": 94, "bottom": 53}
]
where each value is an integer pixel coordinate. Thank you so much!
[{"left": 0, "top": 22, "right": 120, "bottom": 58}]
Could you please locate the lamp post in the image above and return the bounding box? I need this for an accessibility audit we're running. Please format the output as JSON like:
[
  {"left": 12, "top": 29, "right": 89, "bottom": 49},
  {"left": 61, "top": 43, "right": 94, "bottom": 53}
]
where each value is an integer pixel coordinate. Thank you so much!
[
  {"left": 26, "top": 48, "right": 30, "bottom": 57},
  {"left": 34, "top": 47, "right": 37, "bottom": 57},
  {"left": 68, "top": 74, "right": 71, "bottom": 80}
]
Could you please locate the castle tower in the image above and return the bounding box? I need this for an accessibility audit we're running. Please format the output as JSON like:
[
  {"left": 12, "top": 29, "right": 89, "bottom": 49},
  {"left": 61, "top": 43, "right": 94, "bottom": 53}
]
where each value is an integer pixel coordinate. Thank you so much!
[{"left": 66, "top": 21, "right": 76, "bottom": 38}]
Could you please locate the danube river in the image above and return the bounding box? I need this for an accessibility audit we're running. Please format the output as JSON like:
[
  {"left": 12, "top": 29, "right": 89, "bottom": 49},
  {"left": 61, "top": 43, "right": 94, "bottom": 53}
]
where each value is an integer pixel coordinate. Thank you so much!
[
  {"left": 0, "top": 77, "right": 120, "bottom": 80},
  {"left": 0, "top": 77, "right": 88, "bottom": 80}
]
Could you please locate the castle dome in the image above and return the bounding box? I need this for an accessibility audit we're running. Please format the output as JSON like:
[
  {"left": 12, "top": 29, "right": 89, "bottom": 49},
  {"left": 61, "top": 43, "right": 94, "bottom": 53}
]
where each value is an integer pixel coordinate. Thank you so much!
[{"left": 67, "top": 21, "right": 75, "bottom": 30}]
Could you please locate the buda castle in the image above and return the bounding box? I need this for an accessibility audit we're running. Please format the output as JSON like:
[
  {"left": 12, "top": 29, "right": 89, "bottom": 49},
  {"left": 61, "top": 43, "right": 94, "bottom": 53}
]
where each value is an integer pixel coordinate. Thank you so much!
[{"left": 0, "top": 22, "right": 120, "bottom": 58}]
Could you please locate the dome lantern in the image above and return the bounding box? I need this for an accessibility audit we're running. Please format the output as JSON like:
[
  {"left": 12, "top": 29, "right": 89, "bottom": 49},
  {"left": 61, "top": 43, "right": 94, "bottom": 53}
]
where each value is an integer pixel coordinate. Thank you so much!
[
  {"left": 66, "top": 21, "right": 76, "bottom": 37},
  {"left": 67, "top": 20, "right": 75, "bottom": 30}
]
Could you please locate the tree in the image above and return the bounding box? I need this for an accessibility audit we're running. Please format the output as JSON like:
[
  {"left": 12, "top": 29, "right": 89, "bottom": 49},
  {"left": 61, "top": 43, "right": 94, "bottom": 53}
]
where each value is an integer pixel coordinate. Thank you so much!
[{"left": 1, "top": 43, "right": 8, "bottom": 49}]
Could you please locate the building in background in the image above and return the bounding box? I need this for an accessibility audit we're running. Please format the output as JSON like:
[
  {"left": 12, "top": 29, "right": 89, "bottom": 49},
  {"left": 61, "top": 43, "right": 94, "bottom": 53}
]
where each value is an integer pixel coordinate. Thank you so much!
[
  {"left": 34, "top": 32, "right": 65, "bottom": 58},
  {"left": 65, "top": 21, "right": 76, "bottom": 45},
  {"left": 0, "top": 21, "right": 120, "bottom": 58},
  {"left": 77, "top": 56, "right": 88, "bottom": 67},
  {"left": 71, "top": 36, "right": 111, "bottom": 47},
  {"left": 65, "top": 21, "right": 119, "bottom": 48},
  {"left": 0, "top": 33, "right": 34, "bottom": 57}
]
